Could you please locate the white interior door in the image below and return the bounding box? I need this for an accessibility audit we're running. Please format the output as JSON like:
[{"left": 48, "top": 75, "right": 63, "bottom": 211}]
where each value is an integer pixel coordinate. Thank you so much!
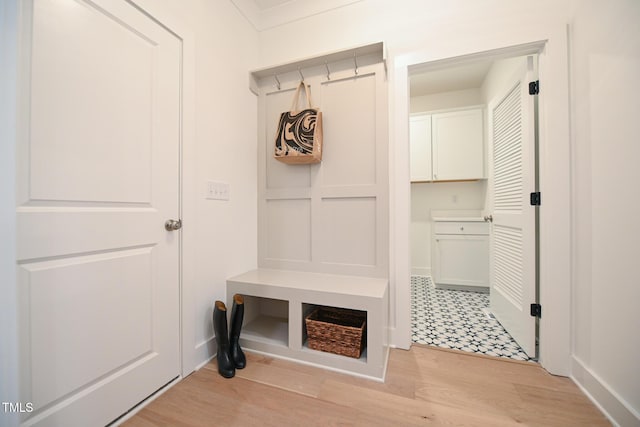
[
  {"left": 488, "top": 57, "right": 537, "bottom": 358},
  {"left": 17, "top": 0, "right": 181, "bottom": 425}
]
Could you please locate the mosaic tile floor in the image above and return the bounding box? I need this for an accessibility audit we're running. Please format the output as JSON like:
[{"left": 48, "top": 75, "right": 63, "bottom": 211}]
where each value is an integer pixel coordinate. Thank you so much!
[{"left": 411, "top": 276, "right": 532, "bottom": 361}]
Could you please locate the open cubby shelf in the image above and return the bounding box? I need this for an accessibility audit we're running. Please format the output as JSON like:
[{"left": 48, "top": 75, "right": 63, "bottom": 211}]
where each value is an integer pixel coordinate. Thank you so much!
[
  {"left": 227, "top": 269, "right": 389, "bottom": 380},
  {"left": 243, "top": 315, "right": 289, "bottom": 347}
]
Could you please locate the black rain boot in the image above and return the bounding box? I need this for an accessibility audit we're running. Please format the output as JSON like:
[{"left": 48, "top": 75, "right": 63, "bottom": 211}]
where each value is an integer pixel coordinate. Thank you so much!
[
  {"left": 230, "top": 294, "right": 246, "bottom": 369},
  {"left": 213, "top": 300, "right": 235, "bottom": 378}
]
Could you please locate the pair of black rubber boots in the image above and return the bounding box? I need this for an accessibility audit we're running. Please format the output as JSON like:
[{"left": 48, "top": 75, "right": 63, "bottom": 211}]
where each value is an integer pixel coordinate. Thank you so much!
[{"left": 213, "top": 294, "right": 246, "bottom": 378}]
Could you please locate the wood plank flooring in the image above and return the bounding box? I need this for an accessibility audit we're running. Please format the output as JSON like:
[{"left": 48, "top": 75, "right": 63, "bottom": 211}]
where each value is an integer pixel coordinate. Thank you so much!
[{"left": 122, "top": 345, "right": 610, "bottom": 426}]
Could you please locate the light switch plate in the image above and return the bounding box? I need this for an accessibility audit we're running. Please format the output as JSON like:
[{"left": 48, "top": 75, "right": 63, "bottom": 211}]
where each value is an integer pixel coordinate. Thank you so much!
[{"left": 206, "top": 180, "right": 230, "bottom": 201}]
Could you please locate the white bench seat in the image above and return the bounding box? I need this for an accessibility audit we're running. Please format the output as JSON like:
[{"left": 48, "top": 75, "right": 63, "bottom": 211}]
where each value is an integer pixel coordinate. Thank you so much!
[{"left": 226, "top": 268, "right": 389, "bottom": 380}]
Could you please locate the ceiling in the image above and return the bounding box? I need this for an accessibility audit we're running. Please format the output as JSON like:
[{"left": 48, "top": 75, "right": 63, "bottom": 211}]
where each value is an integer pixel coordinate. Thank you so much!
[
  {"left": 231, "top": 0, "right": 363, "bottom": 31},
  {"left": 252, "top": 0, "right": 290, "bottom": 8},
  {"left": 410, "top": 60, "right": 493, "bottom": 97}
]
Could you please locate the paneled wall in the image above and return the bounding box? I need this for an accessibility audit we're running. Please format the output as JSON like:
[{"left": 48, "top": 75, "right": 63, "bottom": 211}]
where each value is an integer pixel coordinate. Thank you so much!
[{"left": 256, "top": 61, "right": 388, "bottom": 278}]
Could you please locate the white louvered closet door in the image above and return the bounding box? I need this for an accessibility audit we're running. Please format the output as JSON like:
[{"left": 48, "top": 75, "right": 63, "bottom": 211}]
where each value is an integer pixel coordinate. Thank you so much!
[{"left": 488, "top": 57, "right": 537, "bottom": 358}]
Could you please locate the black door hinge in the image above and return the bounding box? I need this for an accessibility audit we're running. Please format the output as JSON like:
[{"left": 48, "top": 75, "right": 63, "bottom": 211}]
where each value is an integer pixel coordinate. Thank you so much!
[
  {"left": 529, "top": 80, "right": 539, "bottom": 95},
  {"left": 530, "top": 303, "right": 542, "bottom": 318},
  {"left": 530, "top": 192, "right": 541, "bottom": 206}
]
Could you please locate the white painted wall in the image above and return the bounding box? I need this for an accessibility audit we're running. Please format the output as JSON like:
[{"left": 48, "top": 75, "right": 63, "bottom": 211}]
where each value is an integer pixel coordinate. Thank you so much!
[
  {"left": 257, "top": 0, "right": 576, "bottom": 65},
  {"left": 570, "top": 0, "right": 640, "bottom": 424},
  {"left": 481, "top": 57, "right": 526, "bottom": 104},
  {"left": 410, "top": 88, "right": 483, "bottom": 114},
  {"left": 1, "top": 1, "right": 20, "bottom": 424}
]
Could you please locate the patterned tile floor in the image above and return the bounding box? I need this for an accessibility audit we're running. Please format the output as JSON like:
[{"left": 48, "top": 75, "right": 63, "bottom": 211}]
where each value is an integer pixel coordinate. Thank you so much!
[{"left": 411, "top": 276, "right": 532, "bottom": 361}]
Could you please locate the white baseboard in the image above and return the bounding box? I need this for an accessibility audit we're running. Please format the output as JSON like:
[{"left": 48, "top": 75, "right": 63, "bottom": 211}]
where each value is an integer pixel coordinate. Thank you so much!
[
  {"left": 388, "top": 325, "right": 411, "bottom": 350},
  {"left": 571, "top": 356, "right": 640, "bottom": 427},
  {"left": 411, "top": 267, "right": 431, "bottom": 277},
  {"left": 194, "top": 353, "right": 216, "bottom": 371},
  {"left": 193, "top": 336, "right": 216, "bottom": 369}
]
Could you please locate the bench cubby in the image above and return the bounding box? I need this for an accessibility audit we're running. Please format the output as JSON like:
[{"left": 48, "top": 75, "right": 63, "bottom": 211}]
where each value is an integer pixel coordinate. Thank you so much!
[
  {"left": 227, "top": 268, "right": 389, "bottom": 380},
  {"left": 241, "top": 295, "right": 289, "bottom": 348}
]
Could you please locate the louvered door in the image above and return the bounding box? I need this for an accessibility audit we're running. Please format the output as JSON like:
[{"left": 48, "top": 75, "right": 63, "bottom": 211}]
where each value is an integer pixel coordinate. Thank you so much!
[{"left": 488, "top": 57, "right": 536, "bottom": 358}]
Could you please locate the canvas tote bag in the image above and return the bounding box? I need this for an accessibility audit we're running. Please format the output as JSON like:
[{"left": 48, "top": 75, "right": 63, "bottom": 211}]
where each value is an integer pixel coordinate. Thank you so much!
[{"left": 274, "top": 81, "right": 323, "bottom": 164}]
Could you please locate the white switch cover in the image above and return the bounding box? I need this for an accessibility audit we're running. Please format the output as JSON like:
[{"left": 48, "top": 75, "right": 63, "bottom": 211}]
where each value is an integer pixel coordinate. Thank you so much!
[{"left": 206, "top": 181, "right": 230, "bottom": 201}]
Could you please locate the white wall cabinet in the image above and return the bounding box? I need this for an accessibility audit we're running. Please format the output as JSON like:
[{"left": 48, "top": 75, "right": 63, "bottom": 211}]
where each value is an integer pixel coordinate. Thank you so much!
[
  {"left": 433, "top": 219, "right": 489, "bottom": 289},
  {"left": 409, "top": 114, "right": 432, "bottom": 182},
  {"left": 410, "top": 108, "right": 485, "bottom": 182}
]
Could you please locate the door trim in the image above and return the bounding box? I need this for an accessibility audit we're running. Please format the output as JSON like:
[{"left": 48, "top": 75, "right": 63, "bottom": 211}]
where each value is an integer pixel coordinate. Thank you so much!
[
  {"left": 1, "top": 0, "right": 20, "bottom": 422},
  {"left": 392, "top": 26, "right": 572, "bottom": 376}
]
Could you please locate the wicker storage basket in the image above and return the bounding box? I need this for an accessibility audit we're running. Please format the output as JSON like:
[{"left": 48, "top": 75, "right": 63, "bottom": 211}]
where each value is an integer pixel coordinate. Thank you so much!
[{"left": 304, "top": 307, "right": 366, "bottom": 358}]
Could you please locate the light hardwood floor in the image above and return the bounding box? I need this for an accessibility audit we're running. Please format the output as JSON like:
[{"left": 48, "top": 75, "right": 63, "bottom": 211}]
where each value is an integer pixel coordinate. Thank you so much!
[{"left": 122, "top": 345, "right": 609, "bottom": 426}]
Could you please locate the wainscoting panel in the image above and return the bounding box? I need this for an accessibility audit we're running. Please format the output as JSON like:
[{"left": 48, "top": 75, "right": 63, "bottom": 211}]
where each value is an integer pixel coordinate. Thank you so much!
[{"left": 257, "top": 61, "right": 388, "bottom": 277}]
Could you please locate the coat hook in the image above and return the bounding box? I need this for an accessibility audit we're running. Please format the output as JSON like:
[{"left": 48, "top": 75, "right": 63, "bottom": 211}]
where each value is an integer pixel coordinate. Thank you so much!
[
  {"left": 274, "top": 74, "right": 281, "bottom": 90},
  {"left": 353, "top": 53, "right": 359, "bottom": 76},
  {"left": 298, "top": 67, "right": 305, "bottom": 82},
  {"left": 325, "top": 61, "right": 331, "bottom": 81}
]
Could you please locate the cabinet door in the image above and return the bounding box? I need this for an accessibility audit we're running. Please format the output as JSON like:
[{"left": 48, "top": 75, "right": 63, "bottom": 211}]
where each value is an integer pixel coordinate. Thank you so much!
[
  {"left": 409, "top": 114, "right": 432, "bottom": 181},
  {"left": 433, "top": 234, "right": 489, "bottom": 288},
  {"left": 432, "top": 108, "right": 484, "bottom": 180}
]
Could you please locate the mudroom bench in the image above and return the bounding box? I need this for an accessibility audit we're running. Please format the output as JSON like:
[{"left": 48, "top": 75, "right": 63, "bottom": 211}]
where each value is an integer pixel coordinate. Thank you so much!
[{"left": 226, "top": 268, "right": 389, "bottom": 380}]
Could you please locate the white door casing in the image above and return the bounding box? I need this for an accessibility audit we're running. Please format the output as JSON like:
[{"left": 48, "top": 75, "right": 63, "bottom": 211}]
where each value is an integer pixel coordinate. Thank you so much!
[
  {"left": 17, "top": 0, "right": 181, "bottom": 425},
  {"left": 488, "top": 56, "right": 537, "bottom": 358},
  {"left": 395, "top": 35, "right": 571, "bottom": 375}
]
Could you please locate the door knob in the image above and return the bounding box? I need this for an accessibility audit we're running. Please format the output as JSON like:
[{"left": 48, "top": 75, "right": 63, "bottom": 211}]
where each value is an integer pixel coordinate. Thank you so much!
[
  {"left": 484, "top": 214, "right": 493, "bottom": 222},
  {"left": 165, "top": 219, "right": 182, "bottom": 231}
]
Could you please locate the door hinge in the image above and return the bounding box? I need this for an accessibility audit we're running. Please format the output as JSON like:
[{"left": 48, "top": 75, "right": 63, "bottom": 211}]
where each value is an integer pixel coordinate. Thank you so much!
[
  {"left": 530, "top": 303, "right": 542, "bottom": 318},
  {"left": 530, "top": 192, "right": 541, "bottom": 206},
  {"left": 529, "top": 80, "right": 539, "bottom": 95}
]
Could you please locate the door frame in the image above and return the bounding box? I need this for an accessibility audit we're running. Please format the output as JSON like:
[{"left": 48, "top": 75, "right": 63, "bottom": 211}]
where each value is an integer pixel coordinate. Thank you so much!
[
  {"left": 1, "top": 0, "right": 20, "bottom": 423},
  {"left": 392, "top": 26, "right": 572, "bottom": 376}
]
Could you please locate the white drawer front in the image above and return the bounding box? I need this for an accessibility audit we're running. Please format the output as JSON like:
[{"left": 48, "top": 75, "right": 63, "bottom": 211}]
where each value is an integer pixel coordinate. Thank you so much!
[{"left": 434, "top": 221, "right": 489, "bottom": 235}]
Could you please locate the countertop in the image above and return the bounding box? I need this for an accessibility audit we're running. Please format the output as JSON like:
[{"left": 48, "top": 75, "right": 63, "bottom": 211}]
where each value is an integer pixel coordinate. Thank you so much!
[{"left": 432, "top": 216, "right": 486, "bottom": 222}]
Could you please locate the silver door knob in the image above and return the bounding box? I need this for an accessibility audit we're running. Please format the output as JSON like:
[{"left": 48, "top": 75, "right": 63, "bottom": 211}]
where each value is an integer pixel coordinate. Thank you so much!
[
  {"left": 484, "top": 214, "right": 493, "bottom": 222},
  {"left": 165, "top": 219, "right": 182, "bottom": 231}
]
